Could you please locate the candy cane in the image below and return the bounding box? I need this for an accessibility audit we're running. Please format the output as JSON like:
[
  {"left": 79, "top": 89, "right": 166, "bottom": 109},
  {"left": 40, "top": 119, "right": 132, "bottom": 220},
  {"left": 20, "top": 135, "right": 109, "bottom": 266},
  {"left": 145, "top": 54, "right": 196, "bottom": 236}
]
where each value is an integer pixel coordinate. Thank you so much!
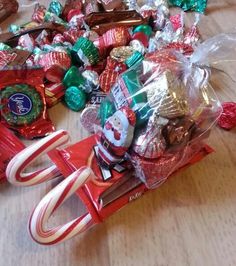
[
  {"left": 29, "top": 167, "right": 94, "bottom": 245},
  {"left": 6, "top": 130, "right": 69, "bottom": 186}
]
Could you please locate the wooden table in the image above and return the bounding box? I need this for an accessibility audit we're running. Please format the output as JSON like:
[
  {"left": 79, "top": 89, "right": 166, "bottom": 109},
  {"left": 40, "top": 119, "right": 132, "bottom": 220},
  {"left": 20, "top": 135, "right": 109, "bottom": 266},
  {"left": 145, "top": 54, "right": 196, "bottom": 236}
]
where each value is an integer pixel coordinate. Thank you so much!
[{"left": 1, "top": 1, "right": 236, "bottom": 265}]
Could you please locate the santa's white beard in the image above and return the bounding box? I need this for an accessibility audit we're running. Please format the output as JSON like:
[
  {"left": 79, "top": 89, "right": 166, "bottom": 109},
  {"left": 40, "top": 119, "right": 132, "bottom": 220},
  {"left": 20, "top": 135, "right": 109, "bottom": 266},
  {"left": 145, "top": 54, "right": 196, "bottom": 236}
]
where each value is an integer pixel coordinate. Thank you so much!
[{"left": 103, "top": 126, "right": 127, "bottom": 147}]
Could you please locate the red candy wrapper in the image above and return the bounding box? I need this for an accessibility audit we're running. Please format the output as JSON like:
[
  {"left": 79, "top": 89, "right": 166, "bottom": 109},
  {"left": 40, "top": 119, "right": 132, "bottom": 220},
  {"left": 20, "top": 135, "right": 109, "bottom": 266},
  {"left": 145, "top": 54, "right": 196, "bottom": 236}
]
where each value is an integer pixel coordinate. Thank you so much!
[
  {"left": 0, "top": 124, "right": 25, "bottom": 182},
  {"left": 38, "top": 52, "right": 71, "bottom": 83},
  {"left": 218, "top": 102, "right": 236, "bottom": 130},
  {"left": 0, "top": 68, "right": 55, "bottom": 139},
  {"left": 32, "top": 4, "right": 46, "bottom": 23}
]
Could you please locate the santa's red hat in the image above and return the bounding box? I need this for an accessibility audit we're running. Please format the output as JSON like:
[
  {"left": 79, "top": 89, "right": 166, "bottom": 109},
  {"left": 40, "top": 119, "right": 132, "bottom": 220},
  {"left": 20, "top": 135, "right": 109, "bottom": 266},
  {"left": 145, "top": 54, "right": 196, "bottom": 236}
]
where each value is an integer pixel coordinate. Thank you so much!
[{"left": 118, "top": 106, "right": 136, "bottom": 127}]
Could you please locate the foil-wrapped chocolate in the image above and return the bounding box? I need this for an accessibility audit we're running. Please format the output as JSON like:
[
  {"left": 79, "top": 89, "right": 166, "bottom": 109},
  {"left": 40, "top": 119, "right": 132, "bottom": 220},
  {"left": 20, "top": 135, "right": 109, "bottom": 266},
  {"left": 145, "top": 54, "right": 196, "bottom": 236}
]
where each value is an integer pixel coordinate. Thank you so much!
[
  {"left": 145, "top": 71, "right": 189, "bottom": 119},
  {"left": 163, "top": 117, "right": 195, "bottom": 146},
  {"left": 82, "top": 70, "right": 100, "bottom": 93},
  {"left": 85, "top": 10, "right": 147, "bottom": 34},
  {"left": 110, "top": 46, "right": 134, "bottom": 63},
  {"left": 132, "top": 114, "right": 168, "bottom": 159},
  {"left": 0, "top": 0, "right": 18, "bottom": 23}
]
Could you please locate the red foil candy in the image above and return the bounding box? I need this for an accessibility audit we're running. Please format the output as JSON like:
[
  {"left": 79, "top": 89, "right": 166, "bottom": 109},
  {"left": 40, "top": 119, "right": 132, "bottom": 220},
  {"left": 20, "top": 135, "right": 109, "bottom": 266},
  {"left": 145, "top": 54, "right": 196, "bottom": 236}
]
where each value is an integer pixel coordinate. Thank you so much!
[
  {"left": 218, "top": 102, "right": 236, "bottom": 130},
  {"left": 164, "top": 42, "right": 194, "bottom": 56},
  {"left": 99, "top": 57, "right": 127, "bottom": 92},
  {"left": 170, "top": 14, "right": 183, "bottom": 31},
  {"left": 63, "top": 29, "right": 85, "bottom": 44},
  {"left": 94, "top": 27, "right": 131, "bottom": 53},
  {"left": 99, "top": 70, "right": 119, "bottom": 93},
  {"left": 39, "top": 52, "right": 71, "bottom": 83},
  {"left": 0, "top": 124, "right": 25, "bottom": 182},
  {"left": 32, "top": 4, "right": 46, "bottom": 23}
]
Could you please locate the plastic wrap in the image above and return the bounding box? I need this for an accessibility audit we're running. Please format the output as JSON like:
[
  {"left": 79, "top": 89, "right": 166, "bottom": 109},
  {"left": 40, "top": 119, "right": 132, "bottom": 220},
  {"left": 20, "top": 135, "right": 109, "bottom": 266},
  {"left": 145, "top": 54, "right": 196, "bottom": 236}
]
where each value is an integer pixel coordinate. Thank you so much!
[{"left": 94, "top": 33, "right": 232, "bottom": 188}]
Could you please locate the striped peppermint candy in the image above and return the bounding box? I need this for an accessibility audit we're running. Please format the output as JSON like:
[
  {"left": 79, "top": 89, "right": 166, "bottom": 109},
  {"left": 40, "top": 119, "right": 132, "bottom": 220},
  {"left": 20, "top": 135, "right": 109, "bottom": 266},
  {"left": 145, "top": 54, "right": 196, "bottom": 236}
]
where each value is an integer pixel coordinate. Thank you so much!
[
  {"left": 29, "top": 167, "right": 93, "bottom": 245},
  {"left": 6, "top": 130, "right": 70, "bottom": 186}
]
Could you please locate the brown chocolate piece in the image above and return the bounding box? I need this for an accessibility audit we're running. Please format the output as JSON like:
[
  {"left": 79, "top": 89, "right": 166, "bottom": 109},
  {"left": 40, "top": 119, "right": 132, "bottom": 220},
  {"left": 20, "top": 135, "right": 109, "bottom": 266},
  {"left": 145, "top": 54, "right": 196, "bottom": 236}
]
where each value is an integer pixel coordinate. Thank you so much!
[
  {"left": 85, "top": 10, "right": 147, "bottom": 34},
  {"left": 8, "top": 49, "right": 31, "bottom": 66},
  {"left": 0, "top": 22, "right": 66, "bottom": 47},
  {"left": 0, "top": 0, "right": 18, "bottom": 23},
  {"left": 99, "top": 0, "right": 124, "bottom": 11},
  {"left": 163, "top": 117, "right": 196, "bottom": 147}
]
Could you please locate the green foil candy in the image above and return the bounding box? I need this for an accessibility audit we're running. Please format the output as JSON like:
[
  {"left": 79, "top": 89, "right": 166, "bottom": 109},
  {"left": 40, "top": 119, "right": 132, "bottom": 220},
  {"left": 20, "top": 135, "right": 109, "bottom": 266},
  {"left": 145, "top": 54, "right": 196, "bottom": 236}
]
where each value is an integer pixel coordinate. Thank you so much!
[
  {"left": 168, "top": 0, "right": 207, "bottom": 13},
  {"left": 64, "top": 86, "right": 87, "bottom": 112},
  {"left": 98, "top": 99, "right": 116, "bottom": 127},
  {"left": 72, "top": 37, "right": 99, "bottom": 66},
  {"left": 63, "top": 66, "right": 86, "bottom": 88},
  {"left": 48, "top": 0, "right": 63, "bottom": 17}
]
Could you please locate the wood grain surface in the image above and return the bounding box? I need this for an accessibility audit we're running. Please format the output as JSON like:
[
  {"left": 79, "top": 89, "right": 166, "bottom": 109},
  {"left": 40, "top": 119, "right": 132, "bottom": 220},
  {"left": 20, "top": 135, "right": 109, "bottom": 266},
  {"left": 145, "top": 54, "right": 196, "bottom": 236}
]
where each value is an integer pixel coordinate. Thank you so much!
[{"left": 1, "top": 1, "right": 236, "bottom": 265}]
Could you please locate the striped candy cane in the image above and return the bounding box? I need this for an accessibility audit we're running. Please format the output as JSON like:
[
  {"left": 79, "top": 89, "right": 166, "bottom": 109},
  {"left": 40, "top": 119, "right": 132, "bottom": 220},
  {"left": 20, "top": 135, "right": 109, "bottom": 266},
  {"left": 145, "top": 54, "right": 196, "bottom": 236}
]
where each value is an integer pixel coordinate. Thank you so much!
[
  {"left": 29, "top": 167, "right": 94, "bottom": 245},
  {"left": 6, "top": 130, "right": 70, "bottom": 186}
]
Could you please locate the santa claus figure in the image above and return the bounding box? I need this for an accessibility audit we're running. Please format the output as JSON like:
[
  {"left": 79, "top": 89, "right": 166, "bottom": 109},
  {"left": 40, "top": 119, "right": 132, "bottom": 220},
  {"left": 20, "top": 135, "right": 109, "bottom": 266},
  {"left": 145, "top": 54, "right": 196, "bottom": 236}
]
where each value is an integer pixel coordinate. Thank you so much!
[{"left": 97, "top": 106, "right": 136, "bottom": 168}]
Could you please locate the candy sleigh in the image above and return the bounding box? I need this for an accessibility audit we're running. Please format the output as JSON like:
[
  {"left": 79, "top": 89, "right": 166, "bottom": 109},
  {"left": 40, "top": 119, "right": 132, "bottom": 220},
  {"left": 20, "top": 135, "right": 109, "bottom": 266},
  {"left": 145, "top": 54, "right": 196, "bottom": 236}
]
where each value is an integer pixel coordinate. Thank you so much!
[{"left": 6, "top": 130, "right": 212, "bottom": 245}]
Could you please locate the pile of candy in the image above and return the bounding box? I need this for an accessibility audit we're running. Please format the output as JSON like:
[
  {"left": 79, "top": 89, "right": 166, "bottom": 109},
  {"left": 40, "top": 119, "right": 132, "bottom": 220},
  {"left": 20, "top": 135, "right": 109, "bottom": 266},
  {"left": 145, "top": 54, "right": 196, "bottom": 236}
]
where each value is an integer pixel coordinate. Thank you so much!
[
  {"left": 0, "top": 0, "right": 236, "bottom": 245},
  {"left": 0, "top": 0, "right": 206, "bottom": 140}
]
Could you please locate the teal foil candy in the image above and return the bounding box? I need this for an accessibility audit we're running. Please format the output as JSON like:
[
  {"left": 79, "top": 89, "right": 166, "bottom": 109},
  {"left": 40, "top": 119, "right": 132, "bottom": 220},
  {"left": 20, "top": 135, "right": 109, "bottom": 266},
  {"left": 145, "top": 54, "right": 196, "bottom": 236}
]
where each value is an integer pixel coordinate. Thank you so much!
[
  {"left": 64, "top": 86, "right": 87, "bottom": 112},
  {"left": 48, "top": 0, "right": 63, "bottom": 17},
  {"left": 168, "top": 0, "right": 207, "bottom": 13},
  {"left": 9, "top": 24, "right": 20, "bottom": 34},
  {"left": 0, "top": 43, "right": 11, "bottom": 51}
]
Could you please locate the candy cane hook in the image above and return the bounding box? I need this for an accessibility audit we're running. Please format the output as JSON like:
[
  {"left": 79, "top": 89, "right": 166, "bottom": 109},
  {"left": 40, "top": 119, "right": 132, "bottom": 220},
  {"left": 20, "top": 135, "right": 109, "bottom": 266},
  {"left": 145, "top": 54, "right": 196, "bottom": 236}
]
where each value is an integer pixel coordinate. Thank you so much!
[
  {"left": 29, "top": 167, "right": 94, "bottom": 245},
  {"left": 6, "top": 130, "right": 69, "bottom": 186}
]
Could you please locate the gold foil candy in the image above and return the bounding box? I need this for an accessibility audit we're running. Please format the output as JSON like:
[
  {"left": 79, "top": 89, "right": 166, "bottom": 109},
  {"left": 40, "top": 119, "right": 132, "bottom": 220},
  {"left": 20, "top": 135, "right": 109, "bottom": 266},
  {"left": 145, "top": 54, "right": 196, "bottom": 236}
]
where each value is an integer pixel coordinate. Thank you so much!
[
  {"left": 110, "top": 46, "right": 134, "bottom": 62},
  {"left": 145, "top": 70, "right": 189, "bottom": 119}
]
